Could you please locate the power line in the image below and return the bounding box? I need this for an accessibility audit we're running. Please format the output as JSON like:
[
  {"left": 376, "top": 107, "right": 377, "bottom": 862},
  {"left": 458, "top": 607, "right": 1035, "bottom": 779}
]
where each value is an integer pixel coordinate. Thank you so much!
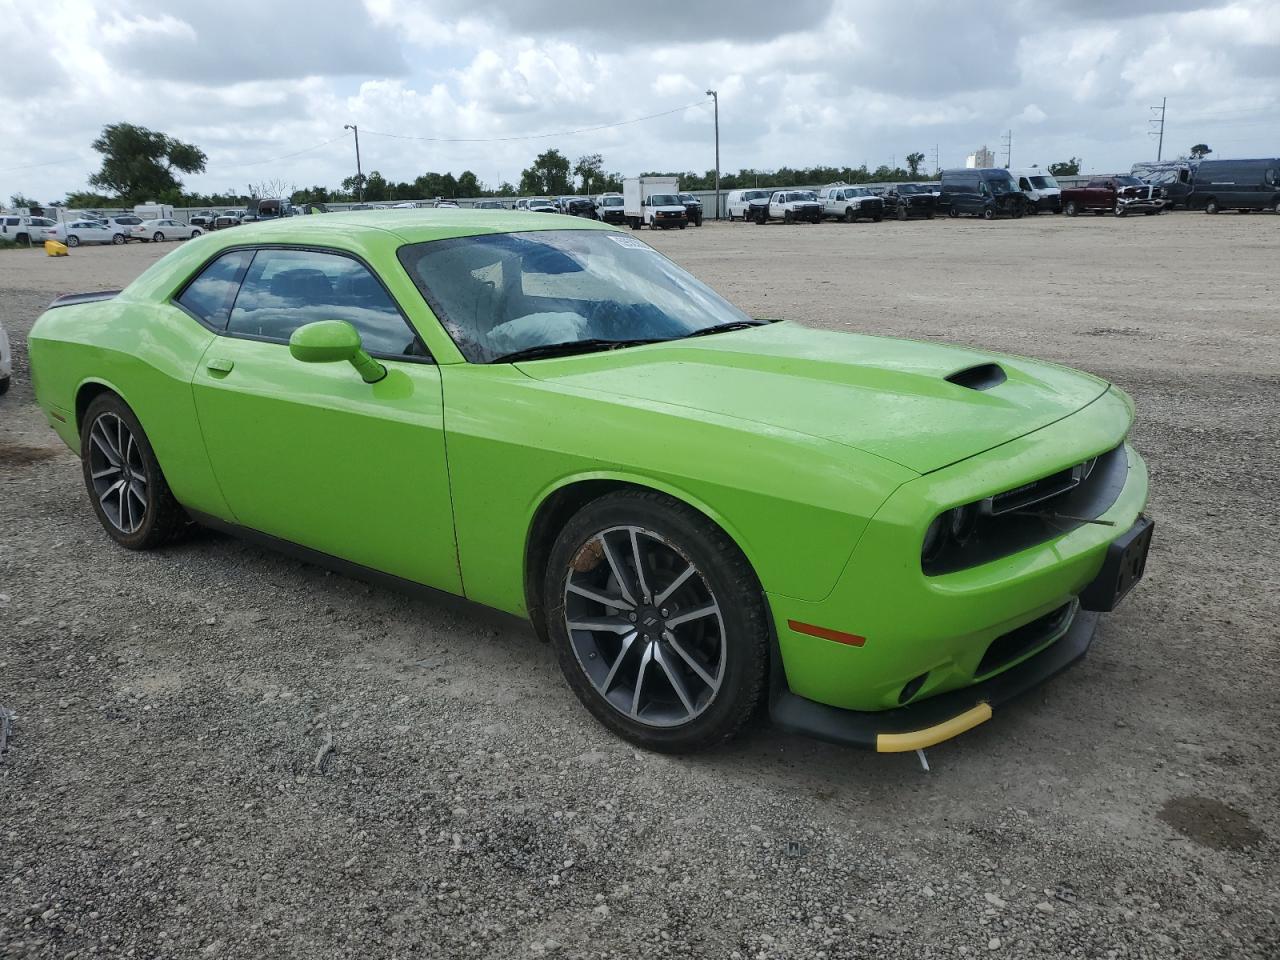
[
  {"left": 0, "top": 156, "right": 83, "bottom": 173},
  {"left": 211, "top": 134, "right": 350, "bottom": 171},
  {"left": 1000, "top": 129, "right": 1012, "bottom": 168},
  {"left": 1149, "top": 97, "right": 1166, "bottom": 161},
  {"left": 360, "top": 99, "right": 711, "bottom": 145}
]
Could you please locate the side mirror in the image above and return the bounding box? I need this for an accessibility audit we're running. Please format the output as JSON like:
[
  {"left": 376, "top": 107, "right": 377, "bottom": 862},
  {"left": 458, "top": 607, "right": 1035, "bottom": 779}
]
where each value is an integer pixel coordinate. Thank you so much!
[{"left": 289, "top": 320, "right": 386, "bottom": 384}]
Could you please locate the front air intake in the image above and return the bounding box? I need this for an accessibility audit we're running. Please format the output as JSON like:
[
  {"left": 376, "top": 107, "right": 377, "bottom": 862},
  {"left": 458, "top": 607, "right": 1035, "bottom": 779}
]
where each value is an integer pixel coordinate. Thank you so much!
[{"left": 945, "top": 362, "right": 1007, "bottom": 391}]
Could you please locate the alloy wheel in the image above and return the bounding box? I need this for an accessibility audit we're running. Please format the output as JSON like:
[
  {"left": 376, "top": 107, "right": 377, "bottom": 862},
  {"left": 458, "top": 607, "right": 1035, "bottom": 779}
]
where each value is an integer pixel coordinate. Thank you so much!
[
  {"left": 563, "top": 525, "right": 726, "bottom": 728},
  {"left": 87, "top": 412, "right": 148, "bottom": 534}
]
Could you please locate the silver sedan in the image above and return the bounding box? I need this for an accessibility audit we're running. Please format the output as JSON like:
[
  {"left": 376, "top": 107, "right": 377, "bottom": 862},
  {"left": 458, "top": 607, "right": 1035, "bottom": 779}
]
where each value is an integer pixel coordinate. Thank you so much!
[{"left": 131, "top": 219, "right": 204, "bottom": 242}]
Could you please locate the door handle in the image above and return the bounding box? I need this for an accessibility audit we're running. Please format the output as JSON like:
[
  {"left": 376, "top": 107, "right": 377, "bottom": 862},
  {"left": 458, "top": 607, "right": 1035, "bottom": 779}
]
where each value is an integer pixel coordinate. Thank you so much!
[{"left": 206, "top": 358, "right": 234, "bottom": 375}]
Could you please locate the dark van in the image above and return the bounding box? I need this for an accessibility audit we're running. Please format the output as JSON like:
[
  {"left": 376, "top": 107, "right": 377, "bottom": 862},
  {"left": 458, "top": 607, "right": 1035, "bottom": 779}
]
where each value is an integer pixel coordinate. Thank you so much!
[
  {"left": 1188, "top": 159, "right": 1280, "bottom": 214},
  {"left": 1132, "top": 160, "right": 1196, "bottom": 209},
  {"left": 940, "top": 168, "right": 1027, "bottom": 219}
]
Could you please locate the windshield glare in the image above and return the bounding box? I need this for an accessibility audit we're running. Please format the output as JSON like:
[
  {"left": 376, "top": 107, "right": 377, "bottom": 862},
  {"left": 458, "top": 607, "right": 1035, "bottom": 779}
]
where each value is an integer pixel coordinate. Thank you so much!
[
  {"left": 1029, "top": 175, "right": 1058, "bottom": 189},
  {"left": 649, "top": 194, "right": 681, "bottom": 205},
  {"left": 1116, "top": 176, "right": 1144, "bottom": 186},
  {"left": 399, "top": 230, "right": 755, "bottom": 363}
]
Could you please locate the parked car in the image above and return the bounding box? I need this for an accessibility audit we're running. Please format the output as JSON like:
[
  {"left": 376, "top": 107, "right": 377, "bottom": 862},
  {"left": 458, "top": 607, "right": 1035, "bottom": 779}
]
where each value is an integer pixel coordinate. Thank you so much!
[
  {"left": 189, "top": 211, "right": 217, "bottom": 228},
  {"left": 211, "top": 211, "right": 245, "bottom": 230},
  {"left": 102, "top": 215, "right": 146, "bottom": 240},
  {"left": 881, "top": 184, "right": 937, "bottom": 220},
  {"left": 678, "top": 193, "right": 704, "bottom": 226},
  {"left": 726, "top": 189, "right": 773, "bottom": 221},
  {"left": 639, "top": 193, "right": 689, "bottom": 229},
  {"left": 596, "top": 193, "right": 625, "bottom": 224},
  {"left": 27, "top": 212, "right": 1153, "bottom": 755},
  {"left": 131, "top": 218, "right": 203, "bottom": 242},
  {"left": 939, "top": 168, "right": 1027, "bottom": 219},
  {"left": 563, "top": 197, "right": 599, "bottom": 219},
  {"left": 50, "top": 219, "right": 127, "bottom": 246},
  {"left": 527, "top": 197, "right": 558, "bottom": 213},
  {"left": 1012, "top": 170, "right": 1062, "bottom": 213},
  {"left": 0, "top": 215, "right": 58, "bottom": 245},
  {"left": 514, "top": 199, "right": 530, "bottom": 211},
  {"left": 433, "top": 199, "right": 460, "bottom": 209},
  {"left": 1185, "top": 158, "right": 1280, "bottom": 214},
  {"left": 474, "top": 200, "right": 507, "bottom": 210},
  {"left": 0, "top": 319, "right": 10, "bottom": 395},
  {"left": 817, "top": 185, "right": 884, "bottom": 222},
  {"left": 1060, "top": 177, "right": 1163, "bottom": 217},
  {"left": 756, "top": 190, "right": 822, "bottom": 224}
]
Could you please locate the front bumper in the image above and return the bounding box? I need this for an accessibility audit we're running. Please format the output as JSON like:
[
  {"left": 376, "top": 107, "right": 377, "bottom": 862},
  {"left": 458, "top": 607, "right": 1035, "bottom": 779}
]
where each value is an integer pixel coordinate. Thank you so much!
[
  {"left": 766, "top": 388, "right": 1149, "bottom": 730},
  {"left": 1117, "top": 194, "right": 1161, "bottom": 211}
]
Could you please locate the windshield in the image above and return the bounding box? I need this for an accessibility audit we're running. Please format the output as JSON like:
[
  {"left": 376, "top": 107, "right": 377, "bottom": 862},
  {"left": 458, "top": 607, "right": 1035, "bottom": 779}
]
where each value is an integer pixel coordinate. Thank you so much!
[
  {"left": 649, "top": 194, "right": 681, "bottom": 205},
  {"left": 1115, "top": 176, "right": 1144, "bottom": 186},
  {"left": 986, "top": 175, "right": 1016, "bottom": 194},
  {"left": 791, "top": 191, "right": 817, "bottom": 201},
  {"left": 744, "top": 190, "right": 770, "bottom": 200},
  {"left": 1028, "top": 175, "right": 1058, "bottom": 189},
  {"left": 601, "top": 197, "right": 623, "bottom": 206},
  {"left": 398, "top": 229, "right": 755, "bottom": 363},
  {"left": 896, "top": 185, "right": 924, "bottom": 194}
]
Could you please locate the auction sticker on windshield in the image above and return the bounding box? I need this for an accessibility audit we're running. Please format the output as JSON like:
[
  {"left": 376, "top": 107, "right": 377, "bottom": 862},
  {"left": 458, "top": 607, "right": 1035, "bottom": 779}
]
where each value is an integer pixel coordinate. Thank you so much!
[{"left": 607, "top": 234, "right": 650, "bottom": 250}]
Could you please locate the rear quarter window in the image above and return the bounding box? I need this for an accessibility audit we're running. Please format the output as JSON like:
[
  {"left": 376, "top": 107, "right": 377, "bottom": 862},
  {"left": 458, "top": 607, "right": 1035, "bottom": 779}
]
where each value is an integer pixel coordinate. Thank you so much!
[{"left": 175, "top": 250, "right": 254, "bottom": 329}]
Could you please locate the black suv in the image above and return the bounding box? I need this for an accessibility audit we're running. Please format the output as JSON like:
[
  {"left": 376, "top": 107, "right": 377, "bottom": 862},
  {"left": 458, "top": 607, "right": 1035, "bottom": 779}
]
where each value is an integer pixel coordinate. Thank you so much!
[{"left": 678, "top": 193, "right": 704, "bottom": 226}]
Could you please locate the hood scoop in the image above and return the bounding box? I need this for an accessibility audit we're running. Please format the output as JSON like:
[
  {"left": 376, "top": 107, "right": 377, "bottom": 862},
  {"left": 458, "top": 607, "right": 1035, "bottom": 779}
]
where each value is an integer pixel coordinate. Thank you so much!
[{"left": 946, "top": 362, "right": 1007, "bottom": 391}]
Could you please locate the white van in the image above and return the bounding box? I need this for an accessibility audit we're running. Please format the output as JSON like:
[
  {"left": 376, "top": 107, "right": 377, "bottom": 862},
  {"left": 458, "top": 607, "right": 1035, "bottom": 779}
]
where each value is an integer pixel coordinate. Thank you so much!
[
  {"left": 726, "top": 189, "right": 773, "bottom": 221},
  {"left": 1011, "top": 170, "right": 1062, "bottom": 214}
]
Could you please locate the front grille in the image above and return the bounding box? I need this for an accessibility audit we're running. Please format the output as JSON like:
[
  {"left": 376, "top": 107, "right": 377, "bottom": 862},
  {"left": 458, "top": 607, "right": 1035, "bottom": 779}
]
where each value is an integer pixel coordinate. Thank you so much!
[
  {"left": 976, "top": 601, "right": 1076, "bottom": 677},
  {"left": 924, "top": 443, "right": 1128, "bottom": 575}
]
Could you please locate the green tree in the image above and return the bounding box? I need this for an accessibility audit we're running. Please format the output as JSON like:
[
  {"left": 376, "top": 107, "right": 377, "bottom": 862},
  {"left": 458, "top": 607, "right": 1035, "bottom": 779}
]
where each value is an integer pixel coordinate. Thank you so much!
[
  {"left": 519, "top": 148, "right": 572, "bottom": 195},
  {"left": 1189, "top": 143, "right": 1212, "bottom": 159},
  {"left": 905, "top": 152, "right": 925, "bottom": 177},
  {"left": 87, "top": 122, "right": 206, "bottom": 203},
  {"left": 363, "top": 171, "right": 389, "bottom": 201},
  {"left": 1048, "top": 157, "right": 1081, "bottom": 177},
  {"left": 573, "top": 153, "right": 604, "bottom": 193},
  {"left": 341, "top": 173, "right": 366, "bottom": 199},
  {"left": 457, "top": 170, "right": 482, "bottom": 197},
  {"left": 9, "top": 193, "right": 39, "bottom": 210}
]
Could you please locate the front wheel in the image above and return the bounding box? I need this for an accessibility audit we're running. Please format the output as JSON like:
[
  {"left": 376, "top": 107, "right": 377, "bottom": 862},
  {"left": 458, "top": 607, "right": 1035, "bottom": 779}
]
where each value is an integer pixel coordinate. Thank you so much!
[
  {"left": 112, "top": 233, "right": 125, "bottom": 244},
  {"left": 1205, "top": 199, "right": 1219, "bottom": 214},
  {"left": 843, "top": 208, "right": 855, "bottom": 223},
  {"left": 66, "top": 234, "right": 80, "bottom": 247},
  {"left": 153, "top": 232, "right": 165, "bottom": 242},
  {"left": 1065, "top": 200, "right": 1079, "bottom": 216},
  {"left": 80, "top": 394, "right": 187, "bottom": 550},
  {"left": 947, "top": 207, "right": 959, "bottom": 218},
  {"left": 543, "top": 489, "right": 768, "bottom": 753},
  {"left": 190, "top": 229, "right": 202, "bottom": 237},
  {"left": 981, "top": 206, "right": 995, "bottom": 221},
  {"left": 1114, "top": 202, "right": 1127, "bottom": 217},
  {"left": 783, "top": 210, "right": 793, "bottom": 224}
]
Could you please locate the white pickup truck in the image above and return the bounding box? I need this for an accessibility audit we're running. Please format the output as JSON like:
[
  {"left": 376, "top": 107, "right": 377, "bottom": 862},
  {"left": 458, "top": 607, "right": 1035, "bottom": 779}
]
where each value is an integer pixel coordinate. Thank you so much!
[{"left": 816, "top": 184, "right": 885, "bottom": 222}]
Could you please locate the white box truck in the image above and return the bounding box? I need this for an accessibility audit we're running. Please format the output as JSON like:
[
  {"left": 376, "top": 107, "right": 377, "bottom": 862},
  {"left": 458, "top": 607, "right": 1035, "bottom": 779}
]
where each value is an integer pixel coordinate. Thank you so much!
[{"left": 622, "top": 176, "right": 687, "bottom": 229}]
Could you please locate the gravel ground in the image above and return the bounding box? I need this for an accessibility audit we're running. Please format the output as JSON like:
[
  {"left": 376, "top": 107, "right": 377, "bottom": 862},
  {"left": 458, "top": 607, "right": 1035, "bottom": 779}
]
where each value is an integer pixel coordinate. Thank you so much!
[{"left": 1, "top": 215, "right": 1277, "bottom": 959}]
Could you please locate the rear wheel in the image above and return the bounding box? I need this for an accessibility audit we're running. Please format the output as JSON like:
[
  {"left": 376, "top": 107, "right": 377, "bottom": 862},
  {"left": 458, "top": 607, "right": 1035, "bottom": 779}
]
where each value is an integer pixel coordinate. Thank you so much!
[
  {"left": 947, "top": 207, "right": 959, "bottom": 219},
  {"left": 1274, "top": 200, "right": 1280, "bottom": 215},
  {"left": 112, "top": 233, "right": 125, "bottom": 244},
  {"left": 1065, "top": 200, "right": 1079, "bottom": 216},
  {"left": 80, "top": 394, "right": 187, "bottom": 550},
  {"left": 543, "top": 489, "right": 768, "bottom": 753},
  {"left": 153, "top": 231, "right": 165, "bottom": 242},
  {"left": 1205, "top": 199, "right": 1220, "bottom": 214},
  {"left": 190, "top": 229, "right": 202, "bottom": 237},
  {"left": 66, "top": 234, "right": 80, "bottom": 247},
  {"left": 15, "top": 233, "right": 29, "bottom": 244},
  {"left": 981, "top": 206, "right": 995, "bottom": 221},
  {"left": 897, "top": 205, "right": 908, "bottom": 221}
]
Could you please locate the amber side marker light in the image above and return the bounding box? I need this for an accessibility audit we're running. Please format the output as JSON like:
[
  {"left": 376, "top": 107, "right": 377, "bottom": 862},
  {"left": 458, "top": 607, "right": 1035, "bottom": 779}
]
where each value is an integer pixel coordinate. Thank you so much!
[{"left": 787, "top": 620, "right": 866, "bottom": 647}]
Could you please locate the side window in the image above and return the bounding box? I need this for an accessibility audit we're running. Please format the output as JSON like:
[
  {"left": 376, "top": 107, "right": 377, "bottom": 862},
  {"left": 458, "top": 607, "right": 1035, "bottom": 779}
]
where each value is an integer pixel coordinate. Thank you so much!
[
  {"left": 176, "top": 250, "right": 254, "bottom": 329},
  {"left": 227, "top": 248, "right": 426, "bottom": 358},
  {"left": 1019, "top": 177, "right": 1031, "bottom": 190}
]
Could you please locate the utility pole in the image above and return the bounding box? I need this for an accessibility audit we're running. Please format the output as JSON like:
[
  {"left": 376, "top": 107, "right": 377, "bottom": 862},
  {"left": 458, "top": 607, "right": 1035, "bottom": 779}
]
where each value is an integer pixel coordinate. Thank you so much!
[
  {"left": 343, "top": 124, "right": 364, "bottom": 201},
  {"left": 705, "top": 89, "right": 720, "bottom": 220},
  {"left": 1149, "top": 97, "right": 1167, "bottom": 161},
  {"left": 1001, "top": 130, "right": 1012, "bottom": 168},
  {"left": 931, "top": 143, "right": 940, "bottom": 177}
]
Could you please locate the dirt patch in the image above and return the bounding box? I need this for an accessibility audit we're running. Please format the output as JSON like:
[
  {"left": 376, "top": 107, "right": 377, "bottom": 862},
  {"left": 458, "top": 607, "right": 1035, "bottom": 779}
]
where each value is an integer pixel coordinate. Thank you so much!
[
  {"left": 1158, "top": 796, "right": 1266, "bottom": 851},
  {"left": 0, "top": 442, "right": 62, "bottom": 465}
]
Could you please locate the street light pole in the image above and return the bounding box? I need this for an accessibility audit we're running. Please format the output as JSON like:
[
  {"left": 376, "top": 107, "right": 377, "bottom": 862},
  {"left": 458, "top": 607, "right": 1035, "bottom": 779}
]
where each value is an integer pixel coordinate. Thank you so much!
[
  {"left": 343, "top": 124, "right": 363, "bottom": 202},
  {"left": 705, "top": 89, "right": 720, "bottom": 220}
]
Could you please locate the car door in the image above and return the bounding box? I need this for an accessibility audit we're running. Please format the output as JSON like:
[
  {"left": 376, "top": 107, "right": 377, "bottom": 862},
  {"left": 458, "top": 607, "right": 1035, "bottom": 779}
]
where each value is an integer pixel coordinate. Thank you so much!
[{"left": 187, "top": 245, "right": 461, "bottom": 593}]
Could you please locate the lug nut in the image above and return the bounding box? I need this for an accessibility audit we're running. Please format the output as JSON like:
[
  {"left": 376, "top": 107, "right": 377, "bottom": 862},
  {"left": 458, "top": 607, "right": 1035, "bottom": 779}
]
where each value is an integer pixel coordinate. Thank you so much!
[{"left": 629, "top": 613, "right": 637, "bottom": 622}]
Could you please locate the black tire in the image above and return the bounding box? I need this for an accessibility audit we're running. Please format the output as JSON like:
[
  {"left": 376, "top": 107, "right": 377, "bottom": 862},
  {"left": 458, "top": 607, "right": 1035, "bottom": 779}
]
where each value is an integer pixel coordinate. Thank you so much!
[
  {"left": 896, "top": 205, "right": 908, "bottom": 221},
  {"left": 15, "top": 233, "right": 29, "bottom": 245},
  {"left": 153, "top": 232, "right": 165, "bottom": 242},
  {"left": 873, "top": 215, "right": 883, "bottom": 222},
  {"left": 542, "top": 489, "right": 768, "bottom": 753},
  {"left": 80, "top": 393, "right": 187, "bottom": 550},
  {"left": 981, "top": 206, "right": 995, "bottom": 221},
  {"left": 783, "top": 210, "right": 794, "bottom": 224},
  {"left": 1065, "top": 200, "right": 1078, "bottom": 216},
  {"left": 191, "top": 229, "right": 202, "bottom": 237},
  {"left": 1144, "top": 210, "right": 1156, "bottom": 216},
  {"left": 947, "top": 207, "right": 959, "bottom": 219},
  {"left": 926, "top": 209, "right": 935, "bottom": 220},
  {"left": 843, "top": 207, "right": 855, "bottom": 223},
  {"left": 112, "top": 233, "right": 125, "bottom": 244},
  {"left": 1205, "top": 199, "right": 1219, "bottom": 214},
  {"left": 67, "top": 235, "right": 80, "bottom": 247},
  {"left": 0, "top": 376, "right": 10, "bottom": 396},
  {"left": 1114, "top": 202, "right": 1126, "bottom": 217},
  {"left": 629, "top": 218, "right": 641, "bottom": 230}
]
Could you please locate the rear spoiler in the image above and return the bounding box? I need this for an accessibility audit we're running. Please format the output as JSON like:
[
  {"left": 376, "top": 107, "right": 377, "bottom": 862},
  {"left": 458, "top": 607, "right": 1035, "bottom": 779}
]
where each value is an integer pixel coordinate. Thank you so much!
[{"left": 48, "top": 290, "right": 121, "bottom": 309}]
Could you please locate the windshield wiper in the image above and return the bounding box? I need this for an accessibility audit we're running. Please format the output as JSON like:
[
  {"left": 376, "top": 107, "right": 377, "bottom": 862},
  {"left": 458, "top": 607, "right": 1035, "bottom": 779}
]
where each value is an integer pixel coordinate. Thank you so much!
[
  {"left": 679, "top": 321, "right": 767, "bottom": 340},
  {"left": 491, "top": 338, "right": 662, "bottom": 364}
]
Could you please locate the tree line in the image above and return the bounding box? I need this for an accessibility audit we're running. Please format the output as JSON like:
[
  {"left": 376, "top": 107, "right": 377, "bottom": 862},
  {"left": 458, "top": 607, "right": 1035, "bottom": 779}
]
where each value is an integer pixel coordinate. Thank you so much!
[{"left": 23, "top": 122, "right": 1152, "bottom": 211}]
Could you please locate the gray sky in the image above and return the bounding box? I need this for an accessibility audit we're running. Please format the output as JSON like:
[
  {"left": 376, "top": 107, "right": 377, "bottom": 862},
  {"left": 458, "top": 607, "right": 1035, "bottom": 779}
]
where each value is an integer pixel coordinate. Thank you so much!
[{"left": 3, "top": 0, "right": 1278, "bottom": 202}]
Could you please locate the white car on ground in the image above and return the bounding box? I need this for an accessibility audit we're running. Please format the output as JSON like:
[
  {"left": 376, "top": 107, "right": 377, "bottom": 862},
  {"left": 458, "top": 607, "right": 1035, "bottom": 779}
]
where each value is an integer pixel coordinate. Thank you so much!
[
  {"left": 726, "top": 189, "right": 773, "bottom": 221},
  {"left": 1012, "top": 169, "right": 1063, "bottom": 213},
  {"left": 1, "top": 215, "right": 59, "bottom": 245},
  {"left": 130, "top": 219, "right": 203, "bottom": 242},
  {"left": 0, "top": 319, "right": 10, "bottom": 395},
  {"left": 758, "top": 190, "right": 823, "bottom": 224},
  {"left": 50, "top": 219, "right": 127, "bottom": 246}
]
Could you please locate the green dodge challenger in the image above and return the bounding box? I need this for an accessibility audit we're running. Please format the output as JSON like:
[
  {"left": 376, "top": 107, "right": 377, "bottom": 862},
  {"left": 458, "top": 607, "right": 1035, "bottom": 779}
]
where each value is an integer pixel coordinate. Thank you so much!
[{"left": 28, "top": 211, "right": 1152, "bottom": 754}]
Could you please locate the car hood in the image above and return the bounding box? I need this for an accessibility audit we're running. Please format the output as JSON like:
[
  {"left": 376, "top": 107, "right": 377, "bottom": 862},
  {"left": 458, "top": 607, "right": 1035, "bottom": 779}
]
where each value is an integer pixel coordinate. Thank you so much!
[{"left": 514, "top": 322, "right": 1110, "bottom": 474}]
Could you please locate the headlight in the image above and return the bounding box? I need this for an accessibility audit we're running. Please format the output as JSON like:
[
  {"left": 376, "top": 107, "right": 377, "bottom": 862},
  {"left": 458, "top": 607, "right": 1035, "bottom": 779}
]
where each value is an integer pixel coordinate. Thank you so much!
[
  {"left": 922, "top": 504, "right": 976, "bottom": 563},
  {"left": 922, "top": 515, "right": 947, "bottom": 563}
]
